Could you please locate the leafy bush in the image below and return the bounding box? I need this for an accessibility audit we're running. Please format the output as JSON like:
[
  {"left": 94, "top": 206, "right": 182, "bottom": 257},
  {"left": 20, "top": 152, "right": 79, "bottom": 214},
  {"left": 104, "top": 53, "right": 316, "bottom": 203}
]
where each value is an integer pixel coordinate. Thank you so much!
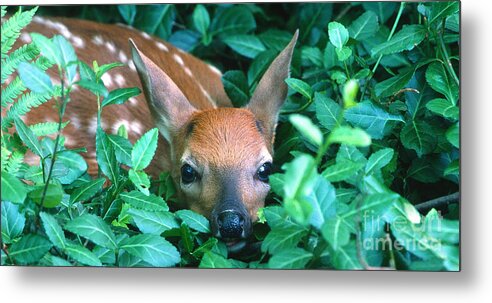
[{"left": 1, "top": 2, "right": 460, "bottom": 270}]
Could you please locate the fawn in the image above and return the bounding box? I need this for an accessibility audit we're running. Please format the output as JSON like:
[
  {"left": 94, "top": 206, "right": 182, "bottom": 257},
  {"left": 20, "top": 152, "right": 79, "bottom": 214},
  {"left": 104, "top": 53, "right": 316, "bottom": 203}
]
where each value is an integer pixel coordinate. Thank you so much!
[{"left": 18, "top": 16, "right": 298, "bottom": 251}]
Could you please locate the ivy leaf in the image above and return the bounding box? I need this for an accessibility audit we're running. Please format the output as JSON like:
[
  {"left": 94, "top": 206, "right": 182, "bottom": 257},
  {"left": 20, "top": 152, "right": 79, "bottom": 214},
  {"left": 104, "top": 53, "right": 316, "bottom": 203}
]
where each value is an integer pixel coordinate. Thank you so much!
[
  {"left": 128, "top": 208, "right": 179, "bottom": 235},
  {"left": 64, "top": 244, "right": 102, "bottom": 266},
  {"left": 289, "top": 114, "right": 323, "bottom": 147},
  {"left": 1, "top": 201, "right": 26, "bottom": 243},
  {"left": 39, "top": 212, "right": 66, "bottom": 249},
  {"left": 64, "top": 214, "right": 118, "bottom": 250},
  {"left": 102, "top": 87, "right": 141, "bottom": 107},
  {"left": 426, "top": 98, "right": 459, "bottom": 120},
  {"left": 69, "top": 178, "right": 105, "bottom": 203},
  {"left": 131, "top": 128, "right": 158, "bottom": 170},
  {"left": 1, "top": 171, "right": 27, "bottom": 204},
  {"left": 120, "top": 190, "right": 169, "bottom": 212},
  {"left": 400, "top": 120, "right": 437, "bottom": 156},
  {"left": 175, "top": 209, "right": 210, "bottom": 233},
  {"left": 348, "top": 11, "right": 379, "bottom": 41},
  {"left": 119, "top": 234, "right": 180, "bottom": 267},
  {"left": 425, "top": 62, "right": 459, "bottom": 105},
  {"left": 371, "top": 25, "right": 427, "bottom": 56},
  {"left": 315, "top": 93, "right": 342, "bottom": 131},
  {"left": 17, "top": 62, "right": 53, "bottom": 94},
  {"left": 223, "top": 35, "right": 266, "bottom": 58},
  {"left": 328, "top": 21, "right": 349, "bottom": 49},
  {"left": 268, "top": 248, "right": 313, "bottom": 269},
  {"left": 9, "top": 234, "right": 52, "bottom": 265}
]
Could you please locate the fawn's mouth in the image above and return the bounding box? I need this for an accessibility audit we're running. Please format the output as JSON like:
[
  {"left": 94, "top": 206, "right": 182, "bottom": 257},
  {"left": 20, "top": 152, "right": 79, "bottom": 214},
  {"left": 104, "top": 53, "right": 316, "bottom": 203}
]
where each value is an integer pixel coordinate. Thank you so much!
[{"left": 225, "top": 239, "right": 247, "bottom": 253}]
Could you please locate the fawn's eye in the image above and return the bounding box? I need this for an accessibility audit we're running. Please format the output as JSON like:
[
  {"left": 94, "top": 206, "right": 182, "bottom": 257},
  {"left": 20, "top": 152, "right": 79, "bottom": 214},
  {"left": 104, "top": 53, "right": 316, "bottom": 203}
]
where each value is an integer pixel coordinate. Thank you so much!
[
  {"left": 257, "top": 162, "right": 273, "bottom": 183},
  {"left": 181, "top": 164, "right": 197, "bottom": 184}
]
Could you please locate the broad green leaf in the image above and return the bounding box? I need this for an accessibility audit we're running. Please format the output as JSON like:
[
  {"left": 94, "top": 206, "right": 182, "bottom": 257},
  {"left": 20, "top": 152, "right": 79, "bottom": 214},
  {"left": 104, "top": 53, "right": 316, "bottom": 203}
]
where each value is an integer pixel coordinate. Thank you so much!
[
  {"left": 96, "top": 129, "right": 119, "bottom": 183},
  {"left": 426, "top": 62, "right": 459, "bottom": 105},
  {"left": 1, "top": 171, "right": 27, "bottom": 204},
  {"left": 328, "top": 126, "right": 372, "bottom": 147},
  {"left": 93, "top": 245, "right": 116, "bottom": 265},
  {"left": 29, "top": 182, "right": 63, "bottom": 208},
  {"left": 14, "top": 117, "right": 44, "bottom": 157},
  {"left": 446, "top": 122, "right": 459, "bottom": 148},
  {"left": 301, "top": 46, "right": 324, "bottom": 67},
  {"left": 335, "top": 46, "right": 352, "bottom": 61},
  {"left": 128, "top": 208, "right": 179, "bottom": 235},
  {"left": 305, "top": 176, "right": 337, "bottom": 229},
  {"left": 107, "top": 134, "right": 132, "bottom": 166},
  {"left": 64, "top": 244, "right": 102, "bottom": 266},
  {"left": 30, "top": 33, "right": 61, "bottom": 66},
  {"left": 180, "top": 222, "right": 194, "bottom": 253},
  {"left": 446, "top": 13, "right": 459, "bottom": 32},
  {"left": 175, "top": 209, "right": 210, "bottom": 233},
  {"left": 1, "top": 201, "right": 25, "bottom": 243},
  {"left": 261, "top": 226, "right": 308, "bottom": 255},
  {"left": 118, "top": 4, "right": 137, "bottom": 25},
  {"left": 322, "top": 160, "right": 365, "bottom": 182},
  {"left": 223, "top": 35, "right": 266, "bottom": 59},
  {"left": 425, "top": 209, "right": 459, "bottom": 244},
  {"left": 332, "top": 241, "right": 363, "bottom": 270},
  {"left": 428, "top": 1, "right": 460, "bottom": 25},
  {"left": 400, "top": 120, "right": 437, "bottom": 156},
  {"left": 96, "top": 62, "right": 125, "bottom": 79},
  {"left": 52, "top": 35, "right": 77, "bottom": 83},
  {"left": 444, "top": 159, "right": 459, "bottom": 177},
  {"left": 192, "top": 238, "right": 219, "bottom": 258},
  {"left": 17, "top": 62, "right": 53, "bottom": 94},
  {"left": 222, "top": 70, "right": 249, "bottom": 107},
  {"left": 407, "top": 157, "right": 440, "bottom": 183},
  {"left": 315, "top": 93, "right": 342, "bottom": 131},
  {"left": 348, "top": 11, "right": 379, "bottom": 40},
  {"left": 342, "top": 193, "right": 400, "bottom": 220},
  {"left": 247, "top": 50, "right": 277, "bottom": 85},
  {"left": 69, "top": 178, "right": 105, "bottom": 203},
  {"left": 102, "top": 87, "right": 141, "bottom": 107},
  {"left": 192, "top": 4, "right": 210, "bottom": 35},
  {"left": 9, "top": 234, "right": 52, "bottom": 265},
  {"left": 64, "top": 214, "right": 117, "bottom": 250},
  {"left": 211, "top": 6, "right": 256, "bottom": 39},
  {"left": 199, "top": 251, "right": 232, "bottom": 268},
  {"left": 371, "top": 25, "right": 427, "bottom": 56},
  {"left": 442, "top": 245, "right": 459, "bottom": 271},
  {"left": 374, "top": 67, "right": 416, "bottom": 98},
  {"left": 119, "top": 234, "right": 180, "bottom": 267},
  {"left": 76, "top": 79, "right": 108, "bottom": 97},
  {"left": 328, "top": 21, "right": 349, "bottom": 49},
  {"left": 285, "top": 78, "right": 313, "bottom": 100},
  {"left": 362, "top": 2, "right": 398, "bottom": 23},
  {"left": 365, "top": 148, "right": 395, "bottom": 174},
  {"left": 129, "top": 169, "right": 151, "bottom": 196},
  {"left": 289, "top": 114, "right": 323, "bottom": 147},
  {"left": 259, "top": 29, "right": 294, "bottom": 52},
  {"left": 39, "top": 212, "right": 66, "bottom": 249},
  {"left": 337, "top": 144, "right": 367, "bottom": 165},
  {"left": 426, "top": 98, "right": 459, "bottom": 120},
  {"left": 132, "top": 128, "right": 158, "bottom": 170},
  {"left": 321, "top": 216, "right": 351, "bottom": 250},
  {"left": 78, "top": 61, "right": 96, "bottom": 82},
  {"left": 51, "top": 151, "right": 88, "bottom": 184},
  {"left": 120, "top": 190, "right": 169, "bottom": 212},
  {"left": 263, "top": 206, "right": 299, "bottom": 229},
  {"left": 268, "top": 248, "right": 313, "bottom": 269}
]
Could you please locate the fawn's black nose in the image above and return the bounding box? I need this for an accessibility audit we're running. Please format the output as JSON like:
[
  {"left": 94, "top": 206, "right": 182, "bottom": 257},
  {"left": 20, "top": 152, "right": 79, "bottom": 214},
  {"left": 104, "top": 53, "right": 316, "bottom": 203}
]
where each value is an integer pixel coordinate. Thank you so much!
[{"left": 217, "top": 211, "right": 244, "bottom": 239}]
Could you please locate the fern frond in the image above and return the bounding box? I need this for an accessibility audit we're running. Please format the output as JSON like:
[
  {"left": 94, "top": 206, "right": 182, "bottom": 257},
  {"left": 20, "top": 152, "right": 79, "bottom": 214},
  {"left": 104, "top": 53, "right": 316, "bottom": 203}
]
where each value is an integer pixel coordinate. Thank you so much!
[
  {"left": 3, "top": 149, "right": 25, "bottom": 174},
  {"left": 1, "top": 42, "right": 40, "bottom": 83},
  {"left": 1, "top": 6, "right": 6, "bottom": 19},
  {"left": 29, "top": 120, "right": 69, "bottom": 137},
  {"left": 1, "top": 145, "right": 12, "bottom": 171},
  {"left": 1, "top": 6, "right": 38, "bottom": 59},
  {"left": 2, "top": 56, "right": 53, "bottom": 109}
]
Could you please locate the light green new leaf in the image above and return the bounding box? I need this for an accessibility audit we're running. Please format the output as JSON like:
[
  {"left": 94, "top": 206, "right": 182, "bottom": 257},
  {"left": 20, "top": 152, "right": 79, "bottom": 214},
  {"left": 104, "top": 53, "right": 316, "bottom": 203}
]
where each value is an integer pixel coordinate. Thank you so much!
[
  {"left": 348, "top": 11, "right": 379, "bottom": 40},
  {"left": 305, "top": 176, "right": 337, "bottom": 229},
  {"left": 69, "top": 178, "right": 105, "bottom": 203},
  {"left": 365, "top": 148, "right": 395, "bottom": 174},
  {"left": 328, "top": 126, "right": 372, "bottom": 147},
  {"left": 335, "top": 46, "right": 352, "bottom": 61},
  {"left": 132, "top": 128, "right": 158, "bottom": 170},
  {"left": 261, "top": 226, "right": 308, "bottom": 255},
  {"left": 102, "top": 87, "right": 141, "bottom": 107},
  {"left": 64, "top": 214, "right": 117, "bottom": 250},
  {"left": 192, "top": 4, "right": 210, "bottom": 35},
  {"left": 371, "top": 25, "right": 427, "bottom": 56},
  {"left": 1, "top": 171, "right": 27, "bottom": 204},
  {"left": 119, "top": 234, "right": 180, "bottom": 267},
  {"left": 322, "top": 160, "right": 365, "bottom": 182},
  {"left": 328, "top": 21, "right": 349, "bottom": 49},
  {"left": 17, "top": 62, "right": 53, "bottom": 94},
  {"left": 9, "top": 234, "right": 52, "bottom": 265},
  {"left": 223, "top": 35, "right": 266, "bottom": 59},
  {"left": 64, "top": 244, "right": 102, "bottom": 266},
  {"left": 289, "top": 114, "right": 323, "bottom": 147},
  {"left": 52, "top": 35, "right": 77, "bottom": 83},
  {"left": 128, "top": 208, "right": 179, "bottom": 235},
  {"left": 268, "top": 248, "right": 313, "bottom": 269},
  {"left": 175, "top": 209, "right": 210, "bottom": 233},
  {"left": 30, "top": 33, "right": 62, "bottom": 66},
  {"left": 40, "top": 212, "right": 66, "bottom": 249},
  {"left": 129, "top": 169, "right": 151, "bottom": 196},
  {"left": 426, "top": 98, "right": 459, "bottom": 120},
  {"left": 1, "top": 201, "right": 25, "bottom": 243},
  {"left": 120, "top": 190, "right": 169, "bottom": 212}
]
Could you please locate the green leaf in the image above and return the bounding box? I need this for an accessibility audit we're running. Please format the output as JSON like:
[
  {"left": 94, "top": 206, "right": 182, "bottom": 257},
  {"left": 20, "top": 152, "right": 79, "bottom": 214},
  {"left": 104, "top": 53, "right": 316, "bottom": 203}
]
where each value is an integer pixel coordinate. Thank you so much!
[
  {"left": 29, "top": 121, "right": 69, "bottom": 137},
  {"left": 335, "top": 46, "right": 352, "bottom": 61},
  {"left": 322, "top": 160, "right": 364, "bottom": 182},
  {"left": 1, "top": 201, "right": 25, "bottom": 243},
  {"left": 39, "top": 212, "right": 66, "bottom": 249},
  {"left": 64, "top": 244, "right": 102, "bottom": 266},
  {"left": 332, "top": 241, "right": 363, "bottom": 269},
  {"left": 222, "top": 70, "right": 249, "bottom": 107},
  {"left": 118, "top": 4, "right": 137, "bottom": 25},
  {"left": 96, "top": 62, "right": 125, "bottom": 79},
  {"left": 51, "top": 151, "right": 88, "bottom": 184},
  {"left": 76, "top": 79, "right": 108, "bottom": 97},
  {"left": 400, "top": 120, "right": 437, "bottom": 156},
  {"left": 52, "top": 35, "right": 77, "bottom": 70},
  {"left": 17, "top": 62, "right": 53, "bottom": 94},
  {"left": 428, "top": 1, "right": 460, "bottom": 25},
  {"left": 321, "top": 216, "right": 351, "bottom": 250},
  {"left": 289, "top": 114, "right": 323, "bottom": 147},
  {"left": 305, "top": 176, "right": 337, "bottom": 229},
  {"left": 315, "top": 93, "right": 342, "bottom": 131},
  {"left": 9, "top": 234, "right": 52, "bottom": 265},
  {"left": 120, "top": 190, "right": 169, "bottom": 212},
  {"left": 328, "top": 126, "right": 372, "bottom": 147},
  {"left": 192, "top": 4, "right": 210, "bottom": 35},
  {"left": 223, "top": 35, "right": 266, "bottom": 59},
  {"left": 362, "top": 2, "right": 398, "bottom": 23},
  {"left": 268, "top": 248, "right": 313, "bottom": 269},
  {"left": 444, "top": 160, "right": 459, "bottom": 177},
  {"left": 14, "top": 118, "right": 44, "bottom": 157},
  {"left": 96, "top": 129, "right": 119, "bottom": 183},
  {"left": 175, "top": 209, "right": 210, "bottom": 233},
  {"left": 180, "top": 222, "right": 194, "bottom": 253},
  {"left": 425, "top": 209, "right": 459, "bottom": 244},
  {"left": 30, "top": 33, "right": 62, "bottom": 66},
  {"left": 344, "top": 101, "right": 404, "bottom": 139},
  {"left": 64, "top": 214, "right": 118, "bottom": 250},
  {"left": 128, "top": 208, "right": 179, "bottom": 235},
  {"left": 29, "top": 182, "right": 63, "bottom": 208},
  {"left": 119, "top": 234, "right": 180, "bottom": 267},
  {"left": 102, "top": 87, "right": 141, "bottom": 107},
  {"left": 348, "top": 11, "right": 379, "bottom": 40},
  {"left": 211, "top": 6, "right": 256, "bottom": 39},
  {"left": 78, "top": 61, "right": 96, "bottom": 82},
  {"left": 371, "top": 25, "right": 427, "bottom": 56},
  {"left": 301, "top": 46, "right": 324, "bottom": 67},
  {"left": 446, "top": 122, "right": 459, "bottom": 148},
  {"left": 425, "top": 62, "right": 459, "bottom": 105},
  {"left": 375, "top": 67, "right": 416, "bottom": 98},
  {"left": 328, "top": 21, "right": 349, "bottom": 49},
  {"left": 365, "top": 148, "right": 395, "bottom": 174},
  {"left": 131, "top": 128, "right": 158, "bottom": 170},
  {"left": 285, "top": 78, "right": 313, "bottom": 100},
  {"left": 1, "top": 171, "right": 27, "bottom": 204},
  {"left": 107, "top": 134, "right": 132, "bottom": 166},
  {"left": 199, "top": 251, "right": 232, "bottom": 268},
  {"left": 426, "top": 98, "right": 459, "bottom": 120},
  {"left": 261, "top": 226, "right": 308, "bottom": 255},
  {"left": 129, "top": 169, "right": 151, "bottom": 195},
  {"left": 69, "top": 178, "right": 105, "bottom": 203}
]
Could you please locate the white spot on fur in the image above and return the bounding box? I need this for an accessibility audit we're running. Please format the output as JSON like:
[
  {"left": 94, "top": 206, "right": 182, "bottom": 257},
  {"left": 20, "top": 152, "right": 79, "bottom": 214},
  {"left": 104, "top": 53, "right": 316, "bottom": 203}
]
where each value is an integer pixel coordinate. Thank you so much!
[
  {"left": 105, "top": 41, "right": 116, "bottom": 53},
  {"left": 128, "top": 61, "right": 136, "bottom": 71},
  {"left": 130, "top": 121, "right": 144, "bottom": 135},
  {"left": 140, "top": 32, "right": 151, "bottom": 40},
  {"left": 70, "top": 116, "right": 81, "bottom": 129},
  {"left": 118, "top": 50, "right": 128, "bottom": 63},
  {"left": 64, "top": 135, "right": 75, "bottom": 146},
  {"left": 173, "top": 54, "right": 184, "bottom": 66},
  {"left": 71, "top": 36, "right": 85, "bottom": 48},
  {"left": 20, "top": 32, "right": 31, "bottom": 43},
  {"left": 184, "top": 67, "right": 193, "bottom": 77},
  {"left": 198, "top": 83, "right": 216, "bottom": 108},
  {"left": 114, "top": 73, "right": 126, "bottom": 87},
  {"left": 101, "top": 73, "right": 113, "bottom": 87},
  {"left": 88, "top": 116, "right": 98, "bottom": 134},
  {"left": 129, "top": 97, "right": 139, "bottom": 106},
  {"left": 92, "top": 35, "right": 104, "bottom": 46},
  {"left": 208, "top": 64, "right": 222, "bottom": 76},
  {"left": 112, "top": 119, "right": 131, "bottom": 134},
  {"left": 156, "top": 41, "right": 169, "bottom": 52},
  {"left": 33, "top": 16, "right": 46, "bottom": 24}
]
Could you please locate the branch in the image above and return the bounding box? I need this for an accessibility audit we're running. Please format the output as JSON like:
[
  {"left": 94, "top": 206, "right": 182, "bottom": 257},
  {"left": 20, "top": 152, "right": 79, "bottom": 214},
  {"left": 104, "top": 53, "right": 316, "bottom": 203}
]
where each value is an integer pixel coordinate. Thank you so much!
[{"left": 415, "top": 192, "right": 460, "bottom": 211}]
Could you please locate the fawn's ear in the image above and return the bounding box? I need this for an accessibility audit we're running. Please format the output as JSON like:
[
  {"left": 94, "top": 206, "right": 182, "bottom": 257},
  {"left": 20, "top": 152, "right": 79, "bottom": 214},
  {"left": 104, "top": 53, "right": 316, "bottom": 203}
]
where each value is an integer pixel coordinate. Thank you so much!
[
  {"left": 130, "top": 39, "right": 196, "bottom": 142},
  {"left": 247, "top": 30, "right": 298, "bottom": 147}
]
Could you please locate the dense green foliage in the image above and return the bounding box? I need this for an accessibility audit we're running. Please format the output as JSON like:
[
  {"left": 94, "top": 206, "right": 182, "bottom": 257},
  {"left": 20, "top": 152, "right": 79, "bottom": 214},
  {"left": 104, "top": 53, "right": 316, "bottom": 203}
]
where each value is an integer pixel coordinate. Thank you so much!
[{"left": 1, "top": 2, "right": 460, "bottom": 270}]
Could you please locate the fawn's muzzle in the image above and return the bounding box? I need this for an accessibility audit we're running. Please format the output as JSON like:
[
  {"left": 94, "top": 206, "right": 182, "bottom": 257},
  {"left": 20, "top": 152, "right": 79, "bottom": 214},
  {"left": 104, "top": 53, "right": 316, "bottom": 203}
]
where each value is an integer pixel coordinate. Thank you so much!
[{"left": 217, "top": 210, "right": 244, "bottom": 239}]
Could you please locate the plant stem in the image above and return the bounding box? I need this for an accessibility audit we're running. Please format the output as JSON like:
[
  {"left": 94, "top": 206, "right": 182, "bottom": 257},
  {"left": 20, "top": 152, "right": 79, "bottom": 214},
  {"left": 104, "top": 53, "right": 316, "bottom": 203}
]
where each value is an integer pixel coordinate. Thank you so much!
[
  {"left": 415, "top": 192, "right": 459, "bottom": 211},
  {"left": 438, "top": 19, "right": 460, "bottom": 87}
]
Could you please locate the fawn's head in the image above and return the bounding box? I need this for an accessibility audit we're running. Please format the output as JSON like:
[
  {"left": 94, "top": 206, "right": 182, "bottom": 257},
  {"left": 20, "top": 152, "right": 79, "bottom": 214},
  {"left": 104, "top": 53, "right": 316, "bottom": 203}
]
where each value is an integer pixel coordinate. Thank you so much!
[{"left": 130, "top": 32, "right": 298, "bottom": 250}]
